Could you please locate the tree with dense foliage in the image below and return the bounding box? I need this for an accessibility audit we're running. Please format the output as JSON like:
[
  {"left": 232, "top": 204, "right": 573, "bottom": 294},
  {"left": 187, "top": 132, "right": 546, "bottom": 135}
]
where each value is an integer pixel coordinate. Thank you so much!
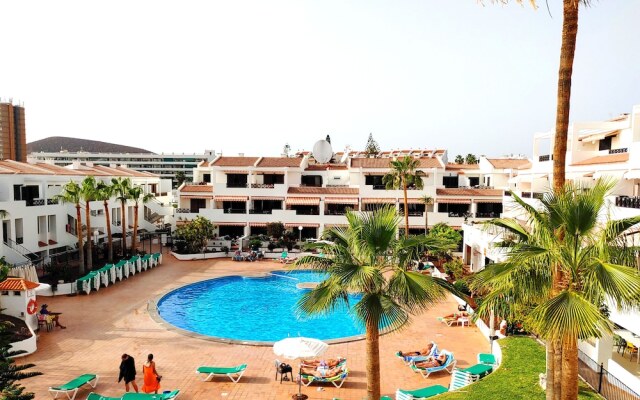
[
  {"left": 128, "top": 186, "right": 155, "bottom": 254},
  {"left": 174, "top": 216, "right": 215, "bottom": 254},
  {"left": 427, "top": 223, "right": 462, "bottom": 259},
  {"left": 111, "top": 177, "right": 132, "bottom": 257},
  {"left": 454, "top": 155, "right": 464, "bottom": 164},
  {"left": 174, "top": 171, "right": 186, "bottom": 187},
  {"left": 295, "top": 206, "right": 459, "bottom": 400},
  {"left": 0, "top": 321, "right": 41, "bottom": 400},
  {"left": 266, "top": 222, "right": 285, "bottom": 238},
  {"left": 420, "top": 195, "right": 433, "bottom": 234},
  {"left": 365, "top": 133, "right": 380, "bottom": 157},
  {"left": 470, "top": 180, "right": 640, "bottom": 400},
  {"left": 80, "top": 176, "right": 99, "bottom": 270},
  {"left": 464, "top": 154, "right": 478, "bottom": 164},
  {"left": 383, "top": 156, "right": 424, "bottom": 238},
  {"left": 96, "top": 181, "right": 115, "bottom": 263},
  {"left": 54, "top": 182, "right": 85, "bottom": 275}
]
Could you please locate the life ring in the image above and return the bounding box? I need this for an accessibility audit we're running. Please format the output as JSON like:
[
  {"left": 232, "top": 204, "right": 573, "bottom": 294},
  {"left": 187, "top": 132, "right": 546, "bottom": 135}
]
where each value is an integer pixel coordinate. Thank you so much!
[{"left": 27, "top": 299, "right": 37, "bottom": 315}]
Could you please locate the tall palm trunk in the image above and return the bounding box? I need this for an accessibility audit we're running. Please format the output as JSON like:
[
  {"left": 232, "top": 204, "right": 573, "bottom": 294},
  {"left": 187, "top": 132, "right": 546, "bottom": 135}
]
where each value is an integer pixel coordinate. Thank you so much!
[
  {"left": 402, "top": 179, "right": 409, "bottom": 238},
  {"left": 75, "top": 204, "right": 85, "bottom": 275},
  {"left": 121, "top": 201, "right": 127, "bottom": 257},
  {"left": 104, "top": 200, "right": 113, "bottom": 263},
  {"left": 131, "top": 203, "right": 139, "bottom": 254},
  {"left": 365, "top": 319, "right": 381, "bottom": 400},
  {"left": 561, "top": 337, "right": 579, "bottom": 400},
  {"left": 553, "top": 338, "right": 563, "bottom": 400},
  {"left": 85, "top": 202, "right": 93, "bottom": 270},
  {"left": 552, "top": 0, "right": 579, "bottom": 192}
]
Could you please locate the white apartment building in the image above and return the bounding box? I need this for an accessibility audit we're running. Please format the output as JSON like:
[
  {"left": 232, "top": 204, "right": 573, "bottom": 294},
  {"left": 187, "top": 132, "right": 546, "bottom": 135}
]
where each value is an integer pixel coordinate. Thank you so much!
[
  {"left": 173, "top": 144, "right": 529, "bottom": 242},
  {"left": 0, "top": 159, "right": 173, "bottom": 267},
  {"left": 462, "top": 104, "right": 640, "bottom": 395},
  {"left": 27, "top": 150, "right": 217, "bottom": 184}
]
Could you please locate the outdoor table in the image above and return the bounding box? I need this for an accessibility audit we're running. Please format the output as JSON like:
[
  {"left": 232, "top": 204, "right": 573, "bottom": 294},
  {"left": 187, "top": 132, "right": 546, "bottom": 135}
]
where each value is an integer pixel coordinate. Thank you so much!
[{"left": 614, "top": 329, "right": 640, "bottom": 364}]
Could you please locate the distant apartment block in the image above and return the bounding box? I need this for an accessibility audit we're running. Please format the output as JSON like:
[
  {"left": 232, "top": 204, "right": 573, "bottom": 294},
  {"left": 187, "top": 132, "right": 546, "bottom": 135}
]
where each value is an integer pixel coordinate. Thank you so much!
[
  {"left": 0, "top": 101, "right": 27, "bottom": 162},
  {"left": 27, "top": 150, "right": 217, "bottom": 185}
]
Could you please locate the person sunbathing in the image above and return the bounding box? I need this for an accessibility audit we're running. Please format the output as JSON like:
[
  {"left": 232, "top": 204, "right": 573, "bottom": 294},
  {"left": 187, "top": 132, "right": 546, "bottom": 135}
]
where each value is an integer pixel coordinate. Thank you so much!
[
  {"left": 396, "top": 343, "right": 434, "bottom": 357},
  {"left": 300, "top": 365, "right": 345, "bottom": 379},
  {"left": 414, "top": 353, "right": 448, "bottom": 369},
  {"left": 441, "top": 311, "right": 468, "bottom": 323},
  {"left": 301, "top": 357, "right": 345, "bottom": 368}
]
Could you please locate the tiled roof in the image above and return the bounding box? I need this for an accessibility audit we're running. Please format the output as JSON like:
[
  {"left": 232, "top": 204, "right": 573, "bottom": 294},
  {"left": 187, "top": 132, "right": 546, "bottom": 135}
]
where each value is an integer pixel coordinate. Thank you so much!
[
  {"left": 211, "top": 157, "right": 259, "bottom": 167},
  {"left": 0, "top": 278, "right": 40, "bottom": 291},
  {"left": 288, "top": 187, "right": 359, "bottom": 195},
  {"left": 486, "top": 158, "right": 531, "bottom": 169},
  {"left": 571, "top": 153, "right": 629, "bottom": 166},
  {"left": 305, "top": 164, "right": 348, "bottom": 171},
  {"left": 257, "top": 157, "right": 303, "bottom": 168},
  {"left": 181, "top": 185, "right": 214, "bottom": 192},
  {"left": 0, "top": 160, "right": 159, "bottom": 177},
  {"left": 351, "top": 157, "right": 442, "bottom": 169},
  {"left": 436, "top": 188, "right": 503, "bottom": 197},
  {"left": 445, "top": 163, "right": 480, "bottom": 170}
]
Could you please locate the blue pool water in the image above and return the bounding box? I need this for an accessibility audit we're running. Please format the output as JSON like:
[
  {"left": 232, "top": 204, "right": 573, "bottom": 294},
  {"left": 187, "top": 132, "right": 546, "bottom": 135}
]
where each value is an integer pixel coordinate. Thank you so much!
[{"left": 157, "top": 271, "right": 367, "bottom": 342}]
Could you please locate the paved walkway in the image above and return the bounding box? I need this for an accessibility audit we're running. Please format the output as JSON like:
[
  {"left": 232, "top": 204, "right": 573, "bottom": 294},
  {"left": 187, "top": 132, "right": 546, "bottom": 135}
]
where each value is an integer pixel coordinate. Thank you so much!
[{"left": 20, "top": 255, "right": 489, "bottom": 400}]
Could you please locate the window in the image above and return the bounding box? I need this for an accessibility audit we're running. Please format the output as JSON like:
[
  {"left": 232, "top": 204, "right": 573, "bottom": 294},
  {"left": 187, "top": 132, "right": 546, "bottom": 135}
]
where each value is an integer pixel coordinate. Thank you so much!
[
  {"left": 443, "top": 176, "right": 458, "bottom": 188},
  {"left": 203, "top": 173, "right": 211, "bottom": 183},
  {"left": 301, "top": 175, "right": 322, "bottom": 187},
  {"left": 13, "top": 291, "right": 21, "bottom": 296},
  {"left": 1, "top": 291, "right": 8, "bottom": 296},
  {"left": 599, "top": 136, "right": 612, "bottom": 151},
  {"left": 469, "top": 177, "right": 480, "bottom": 187}
]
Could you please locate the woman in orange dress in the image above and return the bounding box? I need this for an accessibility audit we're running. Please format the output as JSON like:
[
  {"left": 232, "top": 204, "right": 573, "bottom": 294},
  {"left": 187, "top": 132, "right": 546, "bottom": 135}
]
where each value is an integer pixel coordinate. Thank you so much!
[{"left": 141, "top": 354, "right": 161, "bottom": 394}]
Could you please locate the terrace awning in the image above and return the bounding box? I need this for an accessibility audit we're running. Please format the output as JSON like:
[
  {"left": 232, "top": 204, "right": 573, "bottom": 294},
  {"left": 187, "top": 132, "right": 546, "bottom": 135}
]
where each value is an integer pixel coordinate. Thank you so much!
[
  {"left": 624, "top": 170, "right": 640, "bottom": 180},
  {"left": 180, "top": 194, "right": 213, "bottom": 199},
  {"left": 252, "top": 196, "right": 285, "bottom": 201},
  {"left": 324, "top": 197, "right": 359, "bottom": 205},
  {"left": 214, "top": 196, "right": 248, "bottom": 202},
  {"left": 437, "top": 198, "right": 471, "bottom": 204},
  {"left": 285, "top": 223, "right": 320, "bottom": 228},
  {"left": 223, "top": 170, "right": 249, "bottom": 174},
  {"left": 361, "top": 198, "right": 396, "bottom": 204},
  {"left": 285, "top": 197, "right": 320, "bottom": 206},
  {"left": 249, "top": 222, "right": 267, "bottom": 227},
  {"left": 473, "top": 199, "right": 503, "bottom": 204},
  {"left": 216, "top": 222, "right": 247, "bottom": 226}
]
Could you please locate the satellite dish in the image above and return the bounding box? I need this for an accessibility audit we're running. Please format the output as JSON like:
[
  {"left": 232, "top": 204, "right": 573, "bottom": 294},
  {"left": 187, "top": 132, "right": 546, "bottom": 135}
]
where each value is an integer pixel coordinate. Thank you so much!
[{"left": 312, "top": 140, "right": 333, "bottom": 164}]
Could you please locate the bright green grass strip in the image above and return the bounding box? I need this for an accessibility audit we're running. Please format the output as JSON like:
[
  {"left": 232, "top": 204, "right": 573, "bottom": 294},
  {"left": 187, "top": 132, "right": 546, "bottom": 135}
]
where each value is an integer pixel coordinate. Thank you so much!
[{"left": 438, "top": 336, "right": 601, "bottom": 400}]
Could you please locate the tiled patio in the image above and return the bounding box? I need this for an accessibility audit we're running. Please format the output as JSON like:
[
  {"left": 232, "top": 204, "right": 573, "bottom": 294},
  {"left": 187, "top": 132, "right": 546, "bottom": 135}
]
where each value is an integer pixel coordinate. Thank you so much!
[{"left": 19, "top": 254, "right": 489, "bottom": 400}]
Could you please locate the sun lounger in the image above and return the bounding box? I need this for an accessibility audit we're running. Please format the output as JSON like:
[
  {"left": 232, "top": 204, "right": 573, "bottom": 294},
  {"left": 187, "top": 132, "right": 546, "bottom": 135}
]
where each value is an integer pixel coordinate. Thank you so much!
[
  {"left": 196, "top": 364, "right": 247, "bottom": 383},
  {"left": 460, "top": 363, "right": 493, "bottom": 379},
  {"left": 449, "top": 369, "right": 477, "bottom": 390},
  {"left": 76, "top": 275, "right": 92, "bottom": 295},
  {"left": 300, "top": 367, "right": 349, "bottom": 388},
  {"left": 477, "top": 353, "right": 497, "bottom": 366},
  {"left": 153, "top": 252, "right": 162, "bottom": 265},
  {"left": 48, "top": 373, "right": 99, "bottom": 400},
  {"left": 396, "top": 342, "right": 438, "bottom": 365},
  {"left": 121, "top": 390, "right": 179, "bottom": 399},
  {"left": 116, "top": 260, "right": 129, "bottom": 279},
  {"left": 395, "top": 384, "right": 449, "bottom": 400},
  {"left": 409, "top": 351, "right": 456, "bottom": 378},
  {"left": 86, "top": 393, "right": 120, "bottom": 400}
]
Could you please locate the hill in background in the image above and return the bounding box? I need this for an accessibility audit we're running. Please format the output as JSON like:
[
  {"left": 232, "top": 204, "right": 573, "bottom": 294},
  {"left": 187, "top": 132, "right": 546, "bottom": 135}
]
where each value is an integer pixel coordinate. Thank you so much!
[{"left": 27, "top": 136, "right": 153, "bottom": 154}]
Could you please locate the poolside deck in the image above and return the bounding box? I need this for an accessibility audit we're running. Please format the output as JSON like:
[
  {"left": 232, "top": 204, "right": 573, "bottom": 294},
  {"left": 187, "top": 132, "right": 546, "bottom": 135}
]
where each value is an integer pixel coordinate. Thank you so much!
[{"left": 20, "top": 255, "right": 489, "bottom": 400}]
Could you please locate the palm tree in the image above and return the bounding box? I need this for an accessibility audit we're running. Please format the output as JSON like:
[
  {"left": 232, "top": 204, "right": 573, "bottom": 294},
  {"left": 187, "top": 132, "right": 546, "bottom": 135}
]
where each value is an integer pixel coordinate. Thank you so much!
[
  {"left": 80, "top": 176, "right": 99, "bottom": 270},
  {"left": 419, "top": 195, "right": 433, "bottom": 234},
  {"left": 296, "top": 206, "right": 458, "bottom": 400},
  {"left": 0, "top": 210, "right": 7, "bottom": 219},
  {"left": 96, "top": 181, "right": 114, "bottom": 263},
  {"left": 470, "top": 180, "right": 640, "bottom": 400},
  {"left": 54, "top": 182, "right": 85, "bottom": 275},
  {"left": 112, "top": 177, "right": 132, "bottom": 257},
  {"left": 383, "top": 156, "right": 424, "bottom": 238},
  {"left": 128, "top": 185, "right": 155, "bottom": 254}
]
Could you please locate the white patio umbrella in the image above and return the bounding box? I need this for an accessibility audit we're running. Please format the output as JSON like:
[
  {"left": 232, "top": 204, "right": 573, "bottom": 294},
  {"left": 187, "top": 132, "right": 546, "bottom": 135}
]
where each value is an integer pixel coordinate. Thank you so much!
[{"left": 273, "top": 337, "right": 329, "bottom": 399}]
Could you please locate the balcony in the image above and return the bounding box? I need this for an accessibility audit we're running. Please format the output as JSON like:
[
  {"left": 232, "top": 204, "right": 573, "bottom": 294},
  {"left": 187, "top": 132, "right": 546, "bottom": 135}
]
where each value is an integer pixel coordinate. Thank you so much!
[
  {"left": 475, "top": 212, "right": 500, "bottom": 218},
  {"left": 249, "top": 209, "right": 274, "bottom": 214},
  {"left": 294, "top": 209, "right": 319, "bottom": 216},
  {"left": 26, "top": 198, "right": 45, "bottom": 207},
  {"left": 226, "top": 183, "right": 247, "bottom": 188},
  {"left": 223, "top": 208, "right": 247, "bottom": 214},
  {"left": 47, "top": 198, "right": 58, "bottom": 205},
  {"left": 250, "top": 183, "right": 275, "bottom": 189},
  {"left": 538, "top": 155, "right": 552, "bottom": 162},
  {"left": 616, "top": 196, "right": 640, "bottom": 209}
]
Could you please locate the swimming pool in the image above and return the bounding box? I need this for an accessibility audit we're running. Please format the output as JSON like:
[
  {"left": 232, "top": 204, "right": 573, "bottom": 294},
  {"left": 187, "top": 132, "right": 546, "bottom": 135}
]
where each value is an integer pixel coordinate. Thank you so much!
[{"left": 156, "top": 270, "right": 369, "bottom": 343}]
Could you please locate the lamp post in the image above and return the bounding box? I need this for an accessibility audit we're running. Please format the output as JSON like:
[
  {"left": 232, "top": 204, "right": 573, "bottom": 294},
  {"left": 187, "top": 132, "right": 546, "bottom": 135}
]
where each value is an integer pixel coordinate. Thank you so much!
[{"left": 298, "top": 226, "right": 303, "bottom": 243}]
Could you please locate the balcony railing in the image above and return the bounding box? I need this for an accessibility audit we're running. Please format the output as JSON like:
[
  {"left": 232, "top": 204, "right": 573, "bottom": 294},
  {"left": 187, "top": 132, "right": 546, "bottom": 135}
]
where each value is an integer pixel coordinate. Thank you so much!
[
  {"left": 251, "top": 183, "right": 275, "bottom": 189},
  {"left": 609, "top": 148, "right": 628, "bottom": 154},
  {"left": 47, "top": 198, "right": 58, "bottom": 205},
  {"left": 223, "top": 208, "right": 246, "bottom": 214},
  {"left": 372, "top": 185, "right": 386, "bottom": 190},
  {"left": 475, "top": 212, "right": 500, "bottom": 218},
  {"left": 175, "top": 208, "right": 191, "bottom": 214},
  {"left": 226, "top": 183, "right": 248, "bottom": 188},
  {"left": 539, "top": 155, "right": 552, "bottom": 162},
  {"left": 325, "top": 210, "right": 347, "bottom": 215},
  {"left": 249, "top": 209, "right": 274, "bottom": 214},
  {"left": 26, "top": 199, "right": 45, "bottom": 207},
  {"left": 615, "top": 196, "right": 640, "bottom": 209},
  {"left": 399, "top": 211, "right": 424, "bottom": 217},
  {"left": 294, "top": 209, "right": 320, "bottom": 215}
]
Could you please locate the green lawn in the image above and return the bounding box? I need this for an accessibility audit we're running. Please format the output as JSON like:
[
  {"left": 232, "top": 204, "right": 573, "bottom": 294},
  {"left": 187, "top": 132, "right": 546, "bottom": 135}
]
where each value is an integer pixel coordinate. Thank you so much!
[{"left": 437, "top": 336, "right": 601, "bottom": 400}]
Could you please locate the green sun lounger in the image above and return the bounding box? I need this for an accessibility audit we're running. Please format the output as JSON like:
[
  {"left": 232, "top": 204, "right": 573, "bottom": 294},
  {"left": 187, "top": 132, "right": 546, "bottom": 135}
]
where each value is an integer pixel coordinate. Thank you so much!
[
  {"left": 196, "top": 364, "right": 247, "bottom": 383},
  {"left": 461, "top": 363, "right": 493, "bottom": 378},
  {"left": 121, "top": 390, "right": 180, "bottom": 399},
  {"left": 478, "top": 353, "right": 497, "bottom": 366},
  {"left": 301, "top": 367, "right": 349, "bottom": 388},
  {"left": 48, "top": 373, "right": 99, "bottom": 400},
  {"left": 86, "top": 393, "right": 121, "bottom": 400},
  {"left": 396, "top": 384, "right": 449, "bottom": 400}
]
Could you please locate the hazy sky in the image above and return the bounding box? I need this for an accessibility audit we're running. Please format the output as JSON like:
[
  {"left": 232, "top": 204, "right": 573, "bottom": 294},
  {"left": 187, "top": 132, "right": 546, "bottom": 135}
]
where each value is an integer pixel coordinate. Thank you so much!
[{"left": 1, "top": 1, "right": 639, "bottom": 158}]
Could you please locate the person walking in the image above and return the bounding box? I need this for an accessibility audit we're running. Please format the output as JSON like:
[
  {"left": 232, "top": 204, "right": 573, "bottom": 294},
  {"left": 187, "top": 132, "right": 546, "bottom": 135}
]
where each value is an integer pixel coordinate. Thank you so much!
[
  {"left": 141, "top": 354, "right": 161, "bottom": 394},
  {"left": 118, "top": 354, "right": 139, "bottom": 393}
]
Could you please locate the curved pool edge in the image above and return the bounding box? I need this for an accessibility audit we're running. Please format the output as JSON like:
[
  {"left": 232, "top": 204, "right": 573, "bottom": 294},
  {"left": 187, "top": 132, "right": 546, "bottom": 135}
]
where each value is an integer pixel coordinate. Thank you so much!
[{"left": 147, "top": 270, "right": 398, "bottom": 346}]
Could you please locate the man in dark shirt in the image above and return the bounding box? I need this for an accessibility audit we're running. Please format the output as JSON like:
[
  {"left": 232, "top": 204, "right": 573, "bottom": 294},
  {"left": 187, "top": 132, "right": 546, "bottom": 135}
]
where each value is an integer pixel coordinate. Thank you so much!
[{"left": 118, "top": 354, "right": 139, "bottom": 392}]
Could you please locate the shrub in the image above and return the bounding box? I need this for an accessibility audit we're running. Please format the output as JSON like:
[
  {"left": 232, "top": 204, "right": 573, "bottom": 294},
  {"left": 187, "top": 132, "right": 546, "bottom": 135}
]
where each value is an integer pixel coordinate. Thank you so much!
[
  {"left": 267, "top": 242, "right": 276, "bottom": 251},
  {"left": 267, "top": 222, "right": 285, "bottom": 238},
  {"left": 249, "top": 239, "right": 262, "bottom": 250},
  {"left": 221, "top": 246, "right": 229, "bottom": 254}
]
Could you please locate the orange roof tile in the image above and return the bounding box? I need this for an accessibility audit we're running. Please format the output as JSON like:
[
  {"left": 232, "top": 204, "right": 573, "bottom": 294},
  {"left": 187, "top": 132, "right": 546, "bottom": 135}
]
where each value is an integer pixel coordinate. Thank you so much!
[
  {"left": 486, "top": 158, "right": 531, "bottom": 169},
  {"left": 256, "top": 157, "right": 302, "bottom": 168},
  {"left": 0, "top": 278, "right": 40, "bottom": 291},
  {"left": 305, "top": 164, "right": 348, "bottom": 171},
  {"left": 180, "top": 185, "right": 214, "bottom": 193},
  {"left": 211, "top": 157, "right": 259, "bottom": 167},
  {"left": 571, "top": 153, "right": 629, "bottom": 166},
  {"left": 351, "top": 157, "right": 442, "bottom": 169},
  {"left": 446, "top": 163, "right": 480, "bottom": 170},
  {"left": 288, "top": 187, "right": 359, "bottom": 195},
  {"left": 436, "top": 188, "right": 503, "bottom": 197}
]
